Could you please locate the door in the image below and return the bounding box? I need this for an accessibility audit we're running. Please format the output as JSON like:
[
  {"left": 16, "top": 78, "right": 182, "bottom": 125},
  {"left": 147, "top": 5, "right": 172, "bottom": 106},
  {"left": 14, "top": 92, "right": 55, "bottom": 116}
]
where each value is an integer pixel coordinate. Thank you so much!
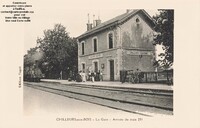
[
  {"left": 109, "top": 60, "right": 114, "bottom": 81},
  {"left": 82, "top": 63, "right": 85, "bottom": 72},
  {"left": 94, "top": 61, "right": 98, "bottom": 73}
]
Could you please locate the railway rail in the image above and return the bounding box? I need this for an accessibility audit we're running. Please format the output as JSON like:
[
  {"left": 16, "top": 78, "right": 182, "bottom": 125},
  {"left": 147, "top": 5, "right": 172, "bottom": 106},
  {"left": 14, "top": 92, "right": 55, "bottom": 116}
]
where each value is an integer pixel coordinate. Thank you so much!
[
  {"left": 24, "top": 82, "right": 173, "bottom": 116},
  {"left": 65, "top": 83, "right": 173, "bottom": 96}
]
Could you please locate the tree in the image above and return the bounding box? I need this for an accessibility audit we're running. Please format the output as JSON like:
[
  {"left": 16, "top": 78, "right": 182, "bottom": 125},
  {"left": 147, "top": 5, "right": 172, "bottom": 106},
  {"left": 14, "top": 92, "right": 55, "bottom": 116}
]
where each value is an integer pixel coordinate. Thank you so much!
[
  {"left": 37, "top": 24, "right": 78, "bottom": 79},
  {"left": 24, "top": 47, "right": 42, "bottom": 67},
  {"left": 153, "top": 10, "right": 174, "bottom": 69}
]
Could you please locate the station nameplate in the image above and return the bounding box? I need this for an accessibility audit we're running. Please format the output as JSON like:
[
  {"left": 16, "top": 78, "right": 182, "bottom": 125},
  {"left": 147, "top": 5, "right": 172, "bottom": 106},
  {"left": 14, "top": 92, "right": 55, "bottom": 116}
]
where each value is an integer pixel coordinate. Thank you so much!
[
  {"left": 88, "top": 53, "right": 103, "bottom": 59},
  {"left": 126, "top": 51, "right": 153, "bottom": 56}
]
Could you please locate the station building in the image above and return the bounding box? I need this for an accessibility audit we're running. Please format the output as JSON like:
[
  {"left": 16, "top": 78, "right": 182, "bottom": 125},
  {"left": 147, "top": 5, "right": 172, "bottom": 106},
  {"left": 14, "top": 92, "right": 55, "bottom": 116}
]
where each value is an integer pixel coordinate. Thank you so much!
[{"left": 77, "top": 9, "right": 156, "bottom": 81}]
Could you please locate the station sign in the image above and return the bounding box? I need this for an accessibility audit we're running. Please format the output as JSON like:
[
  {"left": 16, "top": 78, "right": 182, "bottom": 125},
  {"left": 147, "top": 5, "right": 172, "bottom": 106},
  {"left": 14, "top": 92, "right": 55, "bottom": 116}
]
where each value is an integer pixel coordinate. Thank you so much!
[
  {"left": 88, "top": 53, "right": 103, "bottom": 59},
  {"left": 126, "top": 50, "right": 153, "bottom": 56}
]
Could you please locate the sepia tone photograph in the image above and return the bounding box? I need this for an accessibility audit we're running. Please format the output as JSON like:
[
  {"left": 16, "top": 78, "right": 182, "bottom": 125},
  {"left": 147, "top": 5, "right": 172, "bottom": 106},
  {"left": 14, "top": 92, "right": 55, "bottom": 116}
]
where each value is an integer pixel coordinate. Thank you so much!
[
  {"left": 23, "top": 9, "right": 174, "bottom": 117},
  {"left": 0, "top": 0, "right": 200, "bottom": 128}
]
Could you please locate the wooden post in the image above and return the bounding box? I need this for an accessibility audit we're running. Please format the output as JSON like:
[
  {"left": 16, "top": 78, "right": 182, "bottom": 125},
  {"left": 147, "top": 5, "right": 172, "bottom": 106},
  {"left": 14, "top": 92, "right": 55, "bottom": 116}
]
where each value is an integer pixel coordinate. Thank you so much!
[
  {"left": 166, "top": 71, "right": 169, "bottom": 84},
  {"left": 60, "top": 71, "right": 62, "bottom": 80},
  {"left": 155, "top": 72, "right": 158, "bottom": 82}
]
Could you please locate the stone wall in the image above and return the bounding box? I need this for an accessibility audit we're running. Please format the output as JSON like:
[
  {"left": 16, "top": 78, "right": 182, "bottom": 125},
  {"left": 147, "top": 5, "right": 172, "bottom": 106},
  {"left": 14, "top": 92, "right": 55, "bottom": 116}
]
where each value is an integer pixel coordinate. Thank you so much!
[{"left": 121, "top": 14, "right": 154, "bottom": 49}]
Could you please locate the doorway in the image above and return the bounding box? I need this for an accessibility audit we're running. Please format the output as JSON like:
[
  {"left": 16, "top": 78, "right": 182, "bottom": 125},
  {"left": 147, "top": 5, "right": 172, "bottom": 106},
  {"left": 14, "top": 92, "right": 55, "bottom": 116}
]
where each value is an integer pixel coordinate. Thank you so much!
[
  {"left": 94, "top": 61, "right": 98, "bottom": 73},
  {"left": 109, "top": 60, "right": 114, "bottom": 81}
]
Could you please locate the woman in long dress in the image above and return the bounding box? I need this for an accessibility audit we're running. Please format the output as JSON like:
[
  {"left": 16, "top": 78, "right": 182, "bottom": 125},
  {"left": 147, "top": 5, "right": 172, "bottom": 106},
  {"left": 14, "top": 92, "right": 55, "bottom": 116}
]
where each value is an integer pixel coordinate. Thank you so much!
[{"left": 82, "top": 71, "right": 86, "bottom": 82}]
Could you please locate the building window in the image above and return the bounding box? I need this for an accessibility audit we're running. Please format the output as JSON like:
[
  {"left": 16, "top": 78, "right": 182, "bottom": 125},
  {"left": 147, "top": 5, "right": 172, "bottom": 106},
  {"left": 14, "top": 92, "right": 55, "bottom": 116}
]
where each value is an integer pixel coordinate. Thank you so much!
[
  {"left": 136, "top": 18, "right": 140, "bottom": 28},
  {"left": 82, "top": 63, "right": 85, "bottom": 72},
  {"left": 93, "top": 37, "right": 98, "bottom": 52},
  {"left": 108, "top": 32, "right": 113, "bottom": 49},
  {"left": 81, "top": 42, "right": 85, "bottom": 55},
  {"left": 136, "top": 18, "right": 140, "bottom": 23}
]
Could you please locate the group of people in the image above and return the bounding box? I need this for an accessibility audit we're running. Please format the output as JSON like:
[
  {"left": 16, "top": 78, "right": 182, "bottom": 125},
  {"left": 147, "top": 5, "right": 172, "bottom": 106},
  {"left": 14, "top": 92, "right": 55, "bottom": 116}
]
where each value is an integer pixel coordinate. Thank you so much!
[
  {"left": 121, "top": 68, "right": 143, "bottom": 84},
  {"left": 78, "top": 70, "right": 103, "bottom": 82}
]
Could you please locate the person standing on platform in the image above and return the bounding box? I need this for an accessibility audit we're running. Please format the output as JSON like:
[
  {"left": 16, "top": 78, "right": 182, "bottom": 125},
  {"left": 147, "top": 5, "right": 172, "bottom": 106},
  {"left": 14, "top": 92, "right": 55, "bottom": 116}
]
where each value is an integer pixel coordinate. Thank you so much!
[
  {"left": 100, "top": 70, "right": 103, "bottom": 81},
  {"left": 91, "top": 70, "right": 95, "bottom": 82},
  {"left": 134, "top": 68, "right": 140, "bottom": 83},
  {"left": 76, "top": 71, "right": 82, "bottom": 82},
  {"left": 88, "top": 67, "right": 92, "bottom": 81},
  {"left": 121, "top": 70, "right": 127, "bottom": 83},
  {"left": 82, "top": 71, "right": 86, "bottom": 82}
]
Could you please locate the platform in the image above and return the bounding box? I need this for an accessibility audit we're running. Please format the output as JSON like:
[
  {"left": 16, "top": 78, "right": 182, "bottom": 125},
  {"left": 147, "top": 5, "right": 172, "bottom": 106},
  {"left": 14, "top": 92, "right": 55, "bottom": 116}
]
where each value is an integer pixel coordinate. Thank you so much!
[{"left": 40, "top": 79, "right": 173, "bottom": 92}]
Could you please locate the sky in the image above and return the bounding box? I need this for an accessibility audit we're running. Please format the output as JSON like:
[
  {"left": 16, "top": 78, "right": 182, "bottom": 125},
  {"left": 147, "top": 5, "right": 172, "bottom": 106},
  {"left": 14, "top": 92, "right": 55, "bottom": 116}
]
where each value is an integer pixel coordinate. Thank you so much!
[{"left": 24, "top": 4, "right": 159, "bottom": 54}]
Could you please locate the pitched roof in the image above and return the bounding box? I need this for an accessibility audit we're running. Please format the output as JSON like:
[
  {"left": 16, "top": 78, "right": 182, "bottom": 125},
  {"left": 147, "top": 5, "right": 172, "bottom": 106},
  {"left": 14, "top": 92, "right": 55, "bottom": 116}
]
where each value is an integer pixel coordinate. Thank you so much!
[{"left": 77, "top": 9, "right": 155, "bottom": 40}]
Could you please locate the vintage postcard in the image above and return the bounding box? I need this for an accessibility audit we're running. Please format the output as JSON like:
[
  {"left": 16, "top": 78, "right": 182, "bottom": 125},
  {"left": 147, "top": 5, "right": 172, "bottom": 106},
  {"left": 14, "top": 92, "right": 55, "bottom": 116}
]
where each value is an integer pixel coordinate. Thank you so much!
[{"left": 0, "top": 0, "right": 199, "bottom": 128}]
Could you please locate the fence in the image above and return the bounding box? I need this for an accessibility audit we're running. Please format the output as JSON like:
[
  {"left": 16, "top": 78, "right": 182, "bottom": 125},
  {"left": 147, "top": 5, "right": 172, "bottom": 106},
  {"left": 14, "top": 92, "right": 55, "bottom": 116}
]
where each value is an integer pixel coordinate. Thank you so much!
[{"left": 120, "top": 70, "right": 173, "bottom": 85}]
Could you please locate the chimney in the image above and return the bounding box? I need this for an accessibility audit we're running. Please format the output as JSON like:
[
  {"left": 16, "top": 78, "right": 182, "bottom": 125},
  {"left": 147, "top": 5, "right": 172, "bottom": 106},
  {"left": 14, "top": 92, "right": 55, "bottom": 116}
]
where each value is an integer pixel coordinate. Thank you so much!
[
  {"left": 87, "top": 23, "right": 93, "bottom": 31},
  {"left": 93, "top": 15, "right": 96, "bottom": 27},
  {"left": 95, "top": 15, "right": 101, "bottom": 26},
  {"left": 86, "top": 13, "right": 93, "bottom": 31},
  {"left": 95, "top": 20, "right": 101, "bottom": 26}
]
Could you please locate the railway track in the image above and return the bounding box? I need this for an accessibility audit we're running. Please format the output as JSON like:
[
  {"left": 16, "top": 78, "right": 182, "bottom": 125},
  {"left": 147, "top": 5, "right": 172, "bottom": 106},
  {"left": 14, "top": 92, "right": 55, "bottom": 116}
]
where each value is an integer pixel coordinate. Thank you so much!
[
  {"left": 24, "top": 82, "right": 173, "bottom": 116},
  {"left": 64, "top": 83, "right": 173, "bottom": 96}
]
